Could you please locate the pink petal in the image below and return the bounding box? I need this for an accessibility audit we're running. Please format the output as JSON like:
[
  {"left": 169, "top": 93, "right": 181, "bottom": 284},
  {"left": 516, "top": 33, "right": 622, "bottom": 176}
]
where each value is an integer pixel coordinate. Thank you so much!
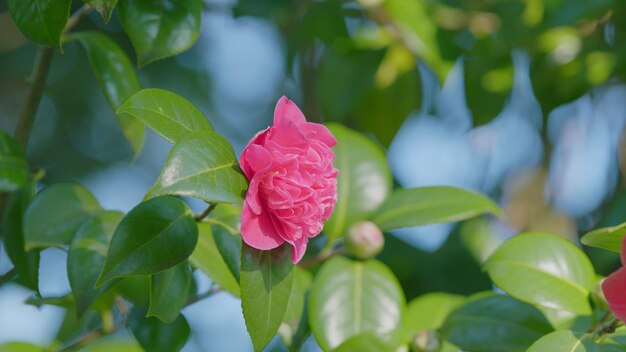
[
  {"left": 241, "top": 142, "right": 272, "bottom": 180},
  {"left": 274, "top": 96, "right": 306, "bottom": 127},
  {"left": 603, "top": 267, "right": 626, "bottom": 321},
  {"left": 241, "top": 200, "right": 284, "bottom": 250},
  {"left": 302, "top": 122, "right": 337, "bottom": 147},
  {"left": 621, "top": 235, "right": 626, "bottom": 265},
  {"left": 289, "top": 235, "right": 308, "bottom": 264}
]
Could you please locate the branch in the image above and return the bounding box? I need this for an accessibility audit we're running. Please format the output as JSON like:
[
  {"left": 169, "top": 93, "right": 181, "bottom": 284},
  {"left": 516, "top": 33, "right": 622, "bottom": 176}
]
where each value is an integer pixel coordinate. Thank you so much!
[
  {"left": 298, "top": 248, "right": 344, "bottom": 268},
  {"left": 186, "top": 285, "right": 222, "bottom": 306},
  {"left": 194, "top": 203, "right": 216, "bottom": 222},
  {"left": 0, "top": 268, "right": 17, "bottom": 286},
  {"left": 57, "top": 320, "right": 125, "bottom": 352}
]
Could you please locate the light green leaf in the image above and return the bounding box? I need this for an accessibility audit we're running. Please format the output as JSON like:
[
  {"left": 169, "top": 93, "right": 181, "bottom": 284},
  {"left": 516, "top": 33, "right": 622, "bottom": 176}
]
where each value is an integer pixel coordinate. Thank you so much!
[
  {"left": 0, "top": 342, "right": 45, "bottom": 352},
  {"left": 441, "top": 293, "right": 553, "bottom": 352},
  {"left": 70, "top": 31, "right": 144, "bottom": 156},
  {"left": 2, "top": 183, "right": 39, "bottom": 291},
  {"left": 117, "top": 0, "right": 201, "bottom": 66},
  {"left": 148, "top": 261, "right": 192, "bottom": 323},
  {"left": 309, "top": 256, "right": 405, "bottom": 351},
  {"left": 581, "top": 222, "right": 626, "bottom": 253},
  {"left": 116, "top": 88, "right": 213, "bottom": 143},
  {"left": 404, "top": 292, "right": 465, "bottom": 333},
  {"left": 241, "top": 243, "right": 294, "bottom": 352},
  {"left": 129, "top": 307, "right": 190, "bottom": 352},
  {"left": 485, "top": 232, "right": 596, "bottom": 315},
  {"left": 7, "top": 0, "right": 71, "bottom": 49},
  {"left": 527, "top": 330, "right": 597, "bottom": 352},
  {"left": 96, "top": 196, "right": 197, "bottom": 286},
  {"left": 279, "top": 267, "right": 312, "bottom": 348},
  {"left": 333, "top": 331, "right": 406, "bottom": 352},
  {"left": 323, "top": 123, "right": 392, "bottom": 246},
  {"left": 0, "top": 131, "right": 29, "bottom": 192},
  {"left": 190, "top": 223, "right": 240, "bottom": 297},
  {"left": 23, "top": 183, "right": 102, "bottom": 250},
  {"left": 371, "top": 186, "right": 502, "bottom": 231},
  {"left": 68, "top": 211, "right": 123, "bottom": 316},
  {"left": 83, "top": 0, "right": 118, "bottom": 23},
  {"left": 146, "top": 131, "right": 248, "bottom": 205}
]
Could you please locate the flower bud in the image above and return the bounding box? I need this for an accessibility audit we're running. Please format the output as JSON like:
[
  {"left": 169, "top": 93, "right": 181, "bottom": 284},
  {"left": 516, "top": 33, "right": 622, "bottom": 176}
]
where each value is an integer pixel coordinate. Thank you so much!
[
  {"left": 593, "top": 278, "right": 610, "bottom": 312},
  {"left": 345, "top": 221, "right": 384, "bottom": 259},
  {"left": 411, "top": 330, "right": 440, "bottom": 352}
]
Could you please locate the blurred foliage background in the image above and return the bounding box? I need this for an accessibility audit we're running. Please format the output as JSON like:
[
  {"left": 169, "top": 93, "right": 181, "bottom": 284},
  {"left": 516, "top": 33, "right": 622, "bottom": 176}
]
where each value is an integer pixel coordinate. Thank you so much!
[{"left": 2, "top": 0, "right": 626, "bottom": 350}]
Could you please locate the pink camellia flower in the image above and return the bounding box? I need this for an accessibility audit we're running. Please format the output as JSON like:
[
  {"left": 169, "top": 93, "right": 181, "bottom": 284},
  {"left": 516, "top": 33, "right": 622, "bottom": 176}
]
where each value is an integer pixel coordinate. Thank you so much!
[
  {"left": 240, "top": 96, "right": 338, "bottom": 263},
  {"left": 602, "top": 235, "right": 626, "bottom": 321}
]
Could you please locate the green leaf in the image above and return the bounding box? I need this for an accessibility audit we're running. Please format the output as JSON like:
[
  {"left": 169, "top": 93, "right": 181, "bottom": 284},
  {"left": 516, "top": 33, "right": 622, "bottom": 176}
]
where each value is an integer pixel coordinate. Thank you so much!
[
  {"left": 116, "top": 88, "right": 213, "bottom": 143},
  {"left": 7, "top": 0, "right": 71, "bottom": 49},
  {"left": 205, "top": 203, "right": 243, "bottom": 281},
  {"left": 527, "top": 330, "right": 597, "bottom": 352},
  {"left": 146, "top": 131, "right": 248, "bottom": 205},
  {"left": 323, "top": 124, "right": 392, "bottom": 245},
  {"left": 279, "top": 267, "right": 312, "bottom": 348},
  {"left": 117, "top": 0, "right": 201, "bottom": 66},
  {"left": 404, "top": 292, "right": 465, "bottom": 333},
  {"left": 23, "top": 183, "right": 102, "bottom": 250},
  {"left": 441, "top": 293, "right": 553, "bottom": 352},
  {"left": 581, "top": 222, "right": 626, "bottom": 253},
  {"left": 0, "top": 342, "right": 45, "bottom": 352},
  {"left": 96, "top": 196, "right": 197, "bottom": 286},
  {"left": 190, "top": 223, "right": 240, "bottom": 296},
  {"left": 0, "top": 131, "right": 29, "bottom": 192},
  {"left": 70, "top": 31, "right": 144, "bottom": 156},
  {"left": 2, "top": 183, "right": 39, "bottom": 290},
  {"left": 241, "top": 243, "right": 294, "bottom": 352},
  {"left": 484, "top": 232, "right": 596, "bottom": 315},
  {"left": 68, "top": 211, "right": 123, "bottom": 317},
  {"left": 148, "top": 261, "right": 192, "bottom": 323},
  {"left": 83, "top": 0, "right": 118, "bottom": 23},
  {"left": 333, "top": 331, "right": 406, "bottom": 352},
  {"left": 371, "top": 186, "right": 502, "bottom": 231},
  {"left": 129, "top": 307, "right": 190, "bottom": 352},
  {"left": 308, "top": 256, "right": 405, "bottom": 351},
  {"left": 115, "top": 276, "right": 151, "bottom": 307}
]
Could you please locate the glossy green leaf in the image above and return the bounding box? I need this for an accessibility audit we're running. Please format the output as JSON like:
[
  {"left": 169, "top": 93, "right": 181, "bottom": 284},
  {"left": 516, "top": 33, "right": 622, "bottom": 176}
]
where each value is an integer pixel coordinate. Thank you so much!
[
  {"left": 148, "top": 261, "right": 192, "bottom": 323},
  {"left": 441, "top": 293, "right": 553, "bottom": 352},
  {"left": 0, "top": 342, "right": 45, "bottom": 352},
  {"left": 96, "top": 196, "right": 197, "bottom": 285},
  {"left": 146, "top": 131, "right": 248, "bottom": 205},
  {"left": 581, "top": 222, "right": 626, "bottom": 253},
  {"left": 2, "top": 183, "right": 39, "bottom": 290},
  {"left": 371, "top": 186, "right": 502, "bottom": 231},
  {"left": 117, "top": 0, "right": 201, "bottom": 66},
  {"left": 83, "top": 0, "right": 118, "bottom": 23},
  {"left": 484, "top": 232, "right": 596, "bottom": 315},
  {"left": 0, "top": 131, "right": 29, "bottom": 192},
  {"left": 241, "top": 243, "right": 294, "bottom": 352},
  {"left": 129, "top": 307, "right": 190, "bottom": 352},
  {"left": 404, "top": 292, "right": 465, "bottom": 333},
  {"left": 23, "top": 183, "right": 102, "bottom": 250},
  {"left": 279, "top": 267, "right": 312, "bottom": 348},
  {"left": 68, "top": 211, "right": 123, "bottom": 317},
  {"left": 205, "top": 204, "right": 242, "bottom": 281},
  {"left": 116, "top": 88, "right": 213, "bottom": 143},
  {"left": 309, "top": 256, "right": 405, "bottom": 351},
  {"left": 190, "top": 223, "right": 240, "bottom": 296},
  {"left": 70, "top": 31, "right": 144, "bottom": 156},
  {"left": 7, "top": 0, "right": 71, "bottom": 49},
  {"left": 527, "top": 330, "right": 597, "bottom": 352},
  {"left": 116, "top": 276, "right": 151, "bottom": 308},
  {"left": 323, "top": 124, "right": 392, "bottom": 245},
  {"left": 333, "top": 331, "right": 406, "bottom": 352}
]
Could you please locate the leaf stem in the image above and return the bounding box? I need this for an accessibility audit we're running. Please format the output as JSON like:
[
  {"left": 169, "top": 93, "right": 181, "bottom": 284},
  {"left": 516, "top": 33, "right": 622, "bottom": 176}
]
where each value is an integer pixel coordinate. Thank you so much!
[
  {"left": 298, "top": 247, "right": 344, "bottom": 268},
  {"left": 593, "top": 318, "right": 621, "bottom": 342},
  {"left": 57, "top": 320, "right": 125, "bottom": 352},
  {"left": 194, "top": 203, "right": 216, "bottom": 222},
  {"left": 186, "top": 285, "right": 222, "bottom": 306},
  {"left": 0, "top": 268, "right": 17, "bottom": 286}
]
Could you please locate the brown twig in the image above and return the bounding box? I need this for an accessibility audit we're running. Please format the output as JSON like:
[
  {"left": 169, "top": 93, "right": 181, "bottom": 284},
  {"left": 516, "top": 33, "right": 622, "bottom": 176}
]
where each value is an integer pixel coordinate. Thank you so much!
[
  {"left": 57, "top": 320, "right": 125, "bottom": 352},
  {"left": 298, "top": 248, "right": 344, "bottom": 268},
  {"left": 186, "top": 285, "right": 222, "bottom": 306},
  {"left": 194, "top": 203, "right": 216, "bottom": 221}
]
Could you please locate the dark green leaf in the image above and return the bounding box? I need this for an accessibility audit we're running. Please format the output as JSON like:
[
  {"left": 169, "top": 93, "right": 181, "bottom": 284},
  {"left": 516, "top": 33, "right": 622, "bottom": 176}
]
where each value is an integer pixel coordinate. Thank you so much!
[
  {"left": 148, "top": 261, "right": 192, "bottom": 323},
  {"left": 323, "top": 124, "right": 392, "bottom": 246},
  {"left": 190, "top": 223, "right": 240, "bottom": 296},
  {"left": 371, "top": 186, "right": 502, "bottom": 231},
  {"left": 441, "top": 293, "right": 553, "bottom": 352},
  {"left": 309, "top": 256, "right": 405, "bottom": 351},
  {"left": 241, "top": 243, "right": 294, "bottom": 352},
  {"left": 581, "top": 222, "right": 626, "bottom": 253},
  {"left": 23, "top": 183, "right": 102, "bottom": 250},
  {"left": 206, "top": 203, "right": 242, "bottom": 281},
  {"left": 484, "top": 232, "right": 596, "bottom": 315},
  {"left": 404, "top": 292, "right": 465, "bottom": 333},
  {"left": 117, "top": 0, "right": 201, "bottom": 66},
  {"left": 146, "top": 131, "right": 248, "bottom": 205},
  {"left": 96, "top": 196, "right": 197, "bottom": 285},
  {"left": 0, "top": 131, "right": 29, "bottom": 192},
  {"left": 68, "top": 211, "right": 123, "bottom": 317},
  {"left": 129, "top": 307, "right": 190, "bottom": 352},
  {"left": 116, "top": 88, "right": 213, "bottom": 143},
  {"left": 2, "top": 183, "right": 39, "bottom": 290},
  {"left": 527, "top": 330, "right": 597, "bottom": 352},
  {"left": 7, "top": 0, "right": 71, "bottom": 49},
  {"left": 70, "top": 31, "right": 144, "bottom": 156},
  {"left": 279, "top": 267, "right": 312, "bottom": 348},
  {"left": 83, "top": 0, "right": 118, "bottom": 23},
  {"left": 115, "top": 276, "right": 151, "bottom": 307}
]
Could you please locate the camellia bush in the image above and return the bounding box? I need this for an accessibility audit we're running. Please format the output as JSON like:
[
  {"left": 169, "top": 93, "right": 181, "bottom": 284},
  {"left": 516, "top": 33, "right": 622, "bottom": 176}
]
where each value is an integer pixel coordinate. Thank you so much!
[{"left": 2, "top": 1, "right": 626, "bottom": 352}]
